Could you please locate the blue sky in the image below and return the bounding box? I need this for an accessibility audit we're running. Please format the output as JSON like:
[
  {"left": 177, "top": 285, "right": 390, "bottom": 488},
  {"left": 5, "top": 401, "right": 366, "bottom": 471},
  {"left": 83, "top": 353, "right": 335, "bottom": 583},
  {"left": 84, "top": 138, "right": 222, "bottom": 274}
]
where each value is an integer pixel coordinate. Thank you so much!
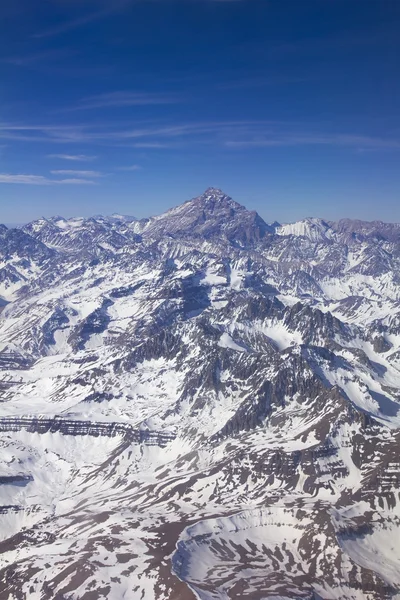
[{"left": 0, "top": 0, "right": 399, "bottom": 224}]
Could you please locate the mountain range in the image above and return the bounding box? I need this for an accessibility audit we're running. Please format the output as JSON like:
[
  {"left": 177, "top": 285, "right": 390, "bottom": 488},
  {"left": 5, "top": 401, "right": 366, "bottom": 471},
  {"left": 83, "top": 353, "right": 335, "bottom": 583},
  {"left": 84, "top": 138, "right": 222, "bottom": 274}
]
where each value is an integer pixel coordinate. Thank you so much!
[{"left": 0, "top": 188, "right": 400, "bottom": 600}]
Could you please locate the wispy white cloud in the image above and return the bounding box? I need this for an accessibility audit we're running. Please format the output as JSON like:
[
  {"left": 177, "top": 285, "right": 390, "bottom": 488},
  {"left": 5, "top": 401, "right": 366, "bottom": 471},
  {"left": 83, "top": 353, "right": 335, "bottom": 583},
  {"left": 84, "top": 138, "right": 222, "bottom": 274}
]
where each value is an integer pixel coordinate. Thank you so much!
[
  {"left": 71, "top": 91, "right": 181, "bottom": 110},
  {"left": 33, "top": 0, "right": 244, "bottom": 38},
  {"left": 33, "top": 0, "right": 132, "bottom": 38},
  {"left": 224, "top": 134, "right": 400, "bottom": 150},
  {"left": 126, "top": 142, "right": 172, "bottom": 149},
  {"left": 47, "top": 154, "right": 97, "bottom": 161},
  {"left": 57, "top": 178, "right": 97, "bottom": 185},
  {"left": 1, "top": 48, "right": 74, "bottom": 67},
  {"left": 0, "top": 173, "right": 97, "bottom": 185},
  {"left": 217, "top": 75, "right": 310, "bottom": 90},
  {"left": 0, "top": 174, "right": 50, "bottom": 185},
  {"left": 0, "top": 124, "right": 88, "bottom": 143},
  {"left": 2, "top": 120, "right": 400, "bottom": 152},
  {"left": 117, "top": 164, "right": 142, "bottom": 171},
  {"left": 50, "top": 169, "right": 103, "bottom": 177}
]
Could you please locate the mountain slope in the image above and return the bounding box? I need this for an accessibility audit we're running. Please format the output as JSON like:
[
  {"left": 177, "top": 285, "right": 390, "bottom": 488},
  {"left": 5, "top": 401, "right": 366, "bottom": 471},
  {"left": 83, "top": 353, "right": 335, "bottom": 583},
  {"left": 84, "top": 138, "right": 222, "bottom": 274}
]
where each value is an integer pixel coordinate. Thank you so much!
[{"left": 0, "top": 189, "right": 400, "bottom": 600}]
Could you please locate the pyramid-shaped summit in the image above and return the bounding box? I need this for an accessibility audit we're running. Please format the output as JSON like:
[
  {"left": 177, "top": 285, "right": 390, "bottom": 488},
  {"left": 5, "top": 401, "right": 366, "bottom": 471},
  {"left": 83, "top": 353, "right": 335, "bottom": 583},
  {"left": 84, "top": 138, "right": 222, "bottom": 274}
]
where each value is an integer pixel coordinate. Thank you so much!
[
  {"left": 192, "top": 186, "right": 239, "bottom": 205},
  {"left": 142, "top": 187, "right": 273, "bottom": 244}
]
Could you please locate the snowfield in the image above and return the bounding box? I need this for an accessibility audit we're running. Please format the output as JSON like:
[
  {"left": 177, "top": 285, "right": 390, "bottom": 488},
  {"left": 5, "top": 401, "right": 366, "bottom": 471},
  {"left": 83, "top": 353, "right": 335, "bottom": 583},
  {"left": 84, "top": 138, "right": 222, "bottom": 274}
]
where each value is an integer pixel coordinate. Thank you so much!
[{"left": 0, "top": 188, "right": 400, "bottom": 599}]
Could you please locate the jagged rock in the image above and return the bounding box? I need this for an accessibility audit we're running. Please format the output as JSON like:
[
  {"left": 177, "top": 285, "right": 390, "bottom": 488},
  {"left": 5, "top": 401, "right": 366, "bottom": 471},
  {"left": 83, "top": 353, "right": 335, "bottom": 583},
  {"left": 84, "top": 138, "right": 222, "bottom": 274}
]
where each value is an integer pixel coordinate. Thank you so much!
[{"left": 0, "top": 189, "right": 399, "bottom": 600}]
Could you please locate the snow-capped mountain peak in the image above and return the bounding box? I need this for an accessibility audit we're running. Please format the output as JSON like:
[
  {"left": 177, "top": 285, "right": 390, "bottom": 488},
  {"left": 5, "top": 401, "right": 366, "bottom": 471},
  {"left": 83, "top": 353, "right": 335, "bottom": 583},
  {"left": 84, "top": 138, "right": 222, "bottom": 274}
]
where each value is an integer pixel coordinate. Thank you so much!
[
  {"left": 141, "top": 187, "right": 274, "bottom": 244},
  {"left": 1, "top": 189, "right": 400, "bottom": 599},
  {"left": 277, "top": 216, "right": 332, "bottom": 242}
]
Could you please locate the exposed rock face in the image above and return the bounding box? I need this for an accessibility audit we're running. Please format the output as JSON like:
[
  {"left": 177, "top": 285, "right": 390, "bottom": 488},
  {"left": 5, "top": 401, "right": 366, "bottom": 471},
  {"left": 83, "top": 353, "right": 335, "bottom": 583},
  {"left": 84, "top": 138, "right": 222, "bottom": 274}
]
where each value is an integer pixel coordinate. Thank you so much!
[
  {"left": 141, "top": 188, "right": 274, "bottom": 244},
  {"left": 331, "top": 218, "right": 400, "bottom": 244},
  {"left": 0, "top": 417, "right": 174, "bottom": 446},
  {"left": 0, "top": 227, "right": 53, "bottom": 262},
  {"left": 0, "top": 189, "right": 400, "bottom": 599}
]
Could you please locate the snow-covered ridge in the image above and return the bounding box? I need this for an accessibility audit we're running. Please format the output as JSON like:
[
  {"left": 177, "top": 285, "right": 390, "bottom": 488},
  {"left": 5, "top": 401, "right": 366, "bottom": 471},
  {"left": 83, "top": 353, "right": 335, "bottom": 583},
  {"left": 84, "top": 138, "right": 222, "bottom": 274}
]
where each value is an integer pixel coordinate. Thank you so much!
[
  {"left": 276, "top": 217, "right": 332, "bottom": 242},
  {"left": 0, "top": 188, "right": 400, "bottom": 599}
]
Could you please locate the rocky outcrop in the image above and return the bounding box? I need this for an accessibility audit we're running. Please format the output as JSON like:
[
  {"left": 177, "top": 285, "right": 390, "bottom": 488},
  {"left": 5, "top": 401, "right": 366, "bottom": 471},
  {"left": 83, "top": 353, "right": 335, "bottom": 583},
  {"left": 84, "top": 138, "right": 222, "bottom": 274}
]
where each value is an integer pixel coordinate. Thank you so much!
[{"left": 0, "top": 417, "right": 175, "bottom": 447}]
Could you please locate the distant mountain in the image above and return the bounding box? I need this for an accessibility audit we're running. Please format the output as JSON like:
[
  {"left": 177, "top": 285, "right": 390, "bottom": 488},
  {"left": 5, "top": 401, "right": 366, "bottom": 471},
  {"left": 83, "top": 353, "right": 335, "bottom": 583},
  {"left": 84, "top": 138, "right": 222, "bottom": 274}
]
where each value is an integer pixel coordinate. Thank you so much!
[
  {"left": 0, "top": 189, "right": 400, "bottom": 599},
  {"left": 276, "top": 216, "right": 332, "bottom": 242},
  {"left": 331, "top": 218, "right": 400, "bottom": 244},
  {"left": 22, "top": 214, "right": 141, "bottom": 255},
  {"left": 276, "top": 215, "right": 400, "bottom": 245},
  {"left": 140, "top": 187, "right": 274, "bottom": 243}
]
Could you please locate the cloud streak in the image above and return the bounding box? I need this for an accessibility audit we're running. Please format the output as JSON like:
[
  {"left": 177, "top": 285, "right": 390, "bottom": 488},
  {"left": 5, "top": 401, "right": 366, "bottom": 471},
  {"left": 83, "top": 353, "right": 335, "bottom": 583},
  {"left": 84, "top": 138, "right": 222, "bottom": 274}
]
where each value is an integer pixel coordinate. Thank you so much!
[
  {"left": 2, "top": 121, "right": 400, "bottom": 152},
  {"left": 70, "top": 91, "right": 181, "bottom": 111},
  {"left": 57, "top": 178, "right": 97, "bottom": 185},
  {"left": 117, "top": 164, "right": 142, "bottom": 171},
  {"left": 33, "top": 0, "right": 245, "bottom": 38},
  {"left": 0, "top": 174, "right": 50, "bottom": 185},
  {"left": 47, "top": 154, "right": 97, "bottom": 161},
  {"left": 33, "top": 0, "right": 132, "bottom": 38},
  {"left": 1, "top": 48, "right": 74, "bottom": 67},
  {"left": 32, "top": 0, "right": 248, "bottom": 40},
  {"left": 50, "top": 169, "right": 103, "bottom": 177},
  {"left": 0, "top": 174, "right": 97, "bottom": 185},
  {"left": 224, "top": 134, "right": 400, "bottom": 150}
]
